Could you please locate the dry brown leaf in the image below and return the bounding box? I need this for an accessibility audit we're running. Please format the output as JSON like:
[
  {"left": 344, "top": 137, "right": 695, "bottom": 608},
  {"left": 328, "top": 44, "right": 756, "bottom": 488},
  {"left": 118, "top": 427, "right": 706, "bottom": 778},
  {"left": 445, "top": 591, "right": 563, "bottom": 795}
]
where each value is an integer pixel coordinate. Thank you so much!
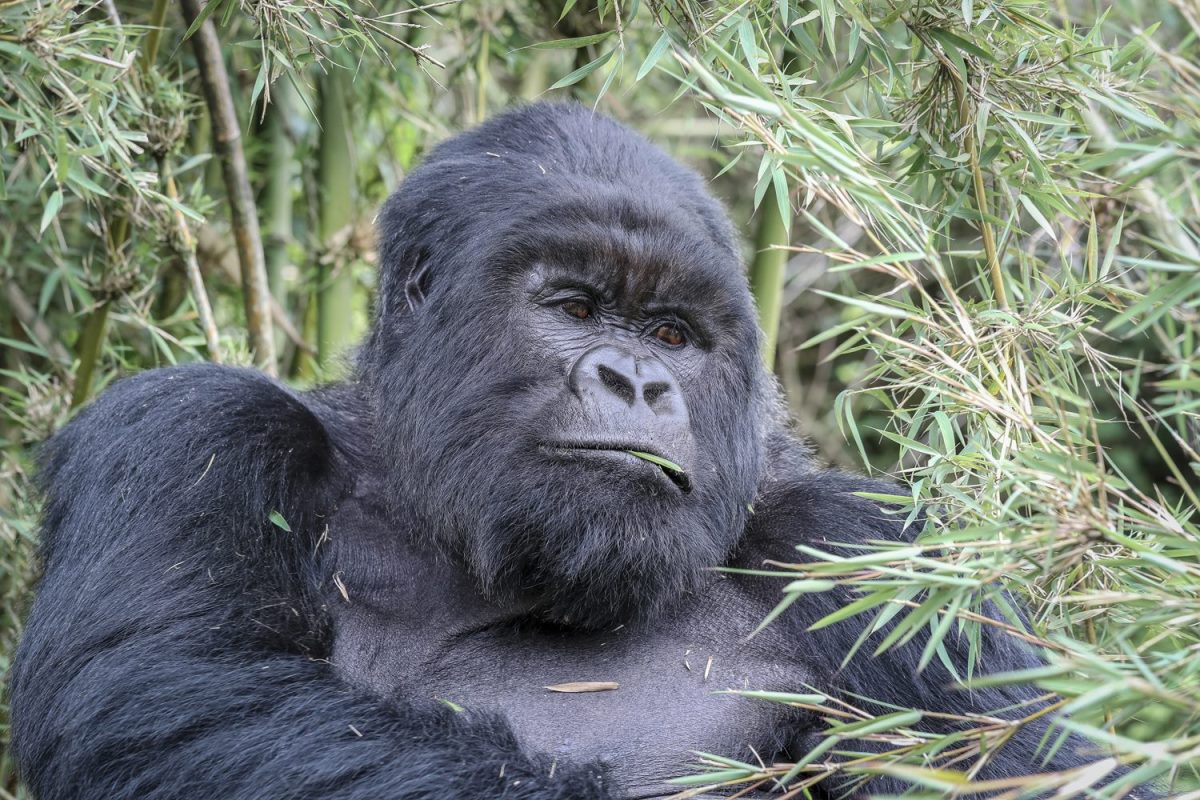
[{"left": 544, "top": 681, "right": 619, "bottom": 693}]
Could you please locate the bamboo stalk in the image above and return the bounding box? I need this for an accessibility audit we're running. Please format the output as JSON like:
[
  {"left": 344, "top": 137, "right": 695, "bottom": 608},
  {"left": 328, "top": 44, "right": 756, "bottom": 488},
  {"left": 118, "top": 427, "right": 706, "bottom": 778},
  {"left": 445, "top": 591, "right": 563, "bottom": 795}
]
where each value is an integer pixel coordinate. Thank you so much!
[
  {"left": 475, "top": 27, "right": 490, "bottom": 123},
  {"left": 748, "top": 183, "right": 790, "bottom": 370},
  {"left": 205, "top": 238, "right": 314, "bottom": 358},
  {"left": 71, "top": 304, "right": 110, "bottom": 408},
  {"left": 141, "top": 0, "right": 169, "bottom": 72},
  {"left": 180, "top": 0, "right": 277, "bottom": 374},
  {"left": 315, "top": 63, "right": 357, "bottom": 371},
  {"left": 264, "top": 82, "right": 295, "bottom": 309},
  {"left": 71, "top": 207, "right": 128, "bottom": 406},
  {"left": 290, "top": 291, "right": 319, "bottom": 381}
]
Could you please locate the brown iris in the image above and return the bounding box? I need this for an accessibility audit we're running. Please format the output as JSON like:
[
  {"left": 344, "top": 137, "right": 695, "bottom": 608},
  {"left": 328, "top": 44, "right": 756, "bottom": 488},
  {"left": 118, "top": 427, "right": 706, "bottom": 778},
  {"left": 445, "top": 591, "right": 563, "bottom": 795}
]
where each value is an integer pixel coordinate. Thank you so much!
[
  {"left": 655, "top": 324, "right": 685, "bottom": 347},
  {"left": 562, "top": 301, "right": 592, "bottom": 320}
]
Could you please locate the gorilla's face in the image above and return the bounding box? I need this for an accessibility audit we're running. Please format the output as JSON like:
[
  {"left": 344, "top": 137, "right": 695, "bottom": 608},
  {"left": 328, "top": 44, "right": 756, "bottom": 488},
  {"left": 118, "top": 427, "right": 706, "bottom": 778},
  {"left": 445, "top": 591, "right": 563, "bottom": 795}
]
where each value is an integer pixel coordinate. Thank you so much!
[{"left": 365, "top": 108, "right": 769, "bottom": 628}]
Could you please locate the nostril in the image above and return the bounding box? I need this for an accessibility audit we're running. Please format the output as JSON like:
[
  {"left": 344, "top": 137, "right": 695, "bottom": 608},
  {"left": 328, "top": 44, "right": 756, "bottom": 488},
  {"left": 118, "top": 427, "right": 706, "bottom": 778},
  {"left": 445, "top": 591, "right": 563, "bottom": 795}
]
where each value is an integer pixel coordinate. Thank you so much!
[
  {"left": 597, "top": 365, "right": 636, "bottom": 405},
  {"left": 642, "top": 381, "right": 671, "bottom": 407}
]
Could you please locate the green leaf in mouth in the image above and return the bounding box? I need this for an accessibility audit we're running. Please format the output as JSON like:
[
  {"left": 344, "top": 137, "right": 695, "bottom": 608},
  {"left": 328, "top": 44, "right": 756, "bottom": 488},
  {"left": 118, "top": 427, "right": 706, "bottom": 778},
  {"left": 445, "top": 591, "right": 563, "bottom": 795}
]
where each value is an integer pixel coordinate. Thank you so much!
[{"left": 624, "top": 450, "right": 685, "bottom": 476}]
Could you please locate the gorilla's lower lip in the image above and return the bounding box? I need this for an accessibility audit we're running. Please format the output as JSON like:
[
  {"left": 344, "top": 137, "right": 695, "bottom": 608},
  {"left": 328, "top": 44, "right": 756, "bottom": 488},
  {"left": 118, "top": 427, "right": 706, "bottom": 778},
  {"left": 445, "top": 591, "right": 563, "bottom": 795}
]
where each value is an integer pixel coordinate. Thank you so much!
[{"left": 542, "top": 442, "right": 692, "bottom": 493}]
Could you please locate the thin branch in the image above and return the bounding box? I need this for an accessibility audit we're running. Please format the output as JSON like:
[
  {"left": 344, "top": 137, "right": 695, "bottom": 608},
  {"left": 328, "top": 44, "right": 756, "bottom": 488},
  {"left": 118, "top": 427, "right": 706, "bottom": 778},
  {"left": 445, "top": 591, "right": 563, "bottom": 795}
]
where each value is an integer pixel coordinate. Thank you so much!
[
  {"left": 949, "top": 54, "right": 1009, "bottom": 310},
  {"left": 4, "top": 282, "right": 72, "bottom": 374},
  {"left": 160, "top": 157, "right": 222, "bottom": 361}
]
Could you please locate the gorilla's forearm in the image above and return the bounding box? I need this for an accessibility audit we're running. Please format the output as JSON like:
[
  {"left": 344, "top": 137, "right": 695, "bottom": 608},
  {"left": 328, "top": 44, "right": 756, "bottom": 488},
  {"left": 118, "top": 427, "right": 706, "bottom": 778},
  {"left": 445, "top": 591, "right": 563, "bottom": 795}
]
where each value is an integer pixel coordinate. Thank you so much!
[
  {"left": 14, "top": 636, "right": 606, "bottom": 798},
  {"left": 9, "top": 364, "right": 608, "bottom": 799}
]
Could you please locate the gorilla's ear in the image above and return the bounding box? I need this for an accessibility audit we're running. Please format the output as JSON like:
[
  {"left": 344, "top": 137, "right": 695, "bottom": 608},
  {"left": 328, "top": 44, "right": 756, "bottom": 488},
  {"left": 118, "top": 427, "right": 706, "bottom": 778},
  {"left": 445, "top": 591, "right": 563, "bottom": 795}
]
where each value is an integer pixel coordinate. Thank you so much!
[{"left": 404, "top": 251, "right": 433, "bottom": 312}]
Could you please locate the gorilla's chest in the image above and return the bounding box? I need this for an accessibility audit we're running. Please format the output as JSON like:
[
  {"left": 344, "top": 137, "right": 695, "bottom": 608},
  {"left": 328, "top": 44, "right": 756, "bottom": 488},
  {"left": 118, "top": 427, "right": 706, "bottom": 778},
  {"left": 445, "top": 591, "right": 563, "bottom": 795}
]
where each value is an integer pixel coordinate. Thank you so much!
[{"left": 330, "top": 541, "right": 806, "bottom": 798}]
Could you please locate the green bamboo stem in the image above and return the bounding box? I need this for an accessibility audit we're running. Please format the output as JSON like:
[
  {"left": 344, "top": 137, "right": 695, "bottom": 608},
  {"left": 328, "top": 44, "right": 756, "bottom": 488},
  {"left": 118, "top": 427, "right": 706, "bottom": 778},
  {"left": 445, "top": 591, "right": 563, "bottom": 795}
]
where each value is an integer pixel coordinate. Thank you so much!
[
  {"left": 290, "top": 291, "right": 319, "bottom": 381},
  {"left": 316, "top": 64, "right": 356, "bottom": 371},
  {"left": 748, "top": 183, "right": 790, "bottom": 369},
  {"left": 140, "top": 0, "right": 169, "bottom": 73},
  {"left": 475, "top": 28, "right": 490, "bottom": 123},
  {"left": 264, "top": 83, "right": 294, "bottom": 308},
  {"left": 71, "top": 305, "right": 110, "bottom": 408}
]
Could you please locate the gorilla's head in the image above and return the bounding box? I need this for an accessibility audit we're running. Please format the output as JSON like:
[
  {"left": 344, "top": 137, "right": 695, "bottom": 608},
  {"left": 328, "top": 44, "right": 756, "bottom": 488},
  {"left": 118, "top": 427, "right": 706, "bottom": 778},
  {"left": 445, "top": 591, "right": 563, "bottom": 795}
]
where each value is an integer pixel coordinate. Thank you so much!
[{"left": 361, "top": 103, "right": 775, "bottom": 628}]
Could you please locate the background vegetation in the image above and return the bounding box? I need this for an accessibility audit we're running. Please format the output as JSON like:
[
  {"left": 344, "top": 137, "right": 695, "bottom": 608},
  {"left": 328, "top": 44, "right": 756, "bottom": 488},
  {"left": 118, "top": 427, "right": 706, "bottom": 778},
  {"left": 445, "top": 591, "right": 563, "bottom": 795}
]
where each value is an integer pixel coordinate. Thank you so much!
[{"left": 2, "top": 0, "right": 1198, "bottom": 797}]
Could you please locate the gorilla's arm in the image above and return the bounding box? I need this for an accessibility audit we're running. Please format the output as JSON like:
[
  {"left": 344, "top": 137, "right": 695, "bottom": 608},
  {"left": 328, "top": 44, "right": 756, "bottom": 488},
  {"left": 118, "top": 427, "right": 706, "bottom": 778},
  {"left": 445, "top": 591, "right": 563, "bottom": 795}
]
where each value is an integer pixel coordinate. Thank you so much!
[
  {"left": 9, "top": 364, "right": 608, "bottom": 800},
  {"left": 746, "top": 464, "right": 1101, "bottom": 794}
]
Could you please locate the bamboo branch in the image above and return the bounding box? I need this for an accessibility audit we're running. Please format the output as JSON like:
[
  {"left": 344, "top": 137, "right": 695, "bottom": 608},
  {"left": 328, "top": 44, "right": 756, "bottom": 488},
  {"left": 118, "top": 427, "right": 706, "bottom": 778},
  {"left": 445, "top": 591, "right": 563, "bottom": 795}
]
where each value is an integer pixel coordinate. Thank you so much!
[
  {"left": 271, "top": 294, "right": 315, "bottom": 355},
  {"left": 70, "top": 0, "right": 154, "bottom": 407},
  {"left": 475, "top": 27, "right": 489, "bottom": 123},
  {"left": 180, "top": 0, "right": 277, "bottom": 374},
  {"left": 953, "top": 68, "right": 1009, "bottom": 310}
]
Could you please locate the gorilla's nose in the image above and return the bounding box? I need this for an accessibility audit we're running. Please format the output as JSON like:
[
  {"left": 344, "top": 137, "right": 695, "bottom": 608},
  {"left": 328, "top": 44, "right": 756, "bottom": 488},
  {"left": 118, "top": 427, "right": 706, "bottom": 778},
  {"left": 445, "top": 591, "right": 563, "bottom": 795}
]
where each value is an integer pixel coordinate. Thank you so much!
[{"left": 569, "top": 345, "right": 682, "bottom": 416}]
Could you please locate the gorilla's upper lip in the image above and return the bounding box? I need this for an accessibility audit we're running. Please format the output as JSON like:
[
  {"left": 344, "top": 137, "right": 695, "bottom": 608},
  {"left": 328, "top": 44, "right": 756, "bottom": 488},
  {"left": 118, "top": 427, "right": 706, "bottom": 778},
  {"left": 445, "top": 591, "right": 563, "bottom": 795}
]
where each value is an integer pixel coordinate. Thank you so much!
[{"left": 542, "top": 440, "right": 692, "bottom": 493}]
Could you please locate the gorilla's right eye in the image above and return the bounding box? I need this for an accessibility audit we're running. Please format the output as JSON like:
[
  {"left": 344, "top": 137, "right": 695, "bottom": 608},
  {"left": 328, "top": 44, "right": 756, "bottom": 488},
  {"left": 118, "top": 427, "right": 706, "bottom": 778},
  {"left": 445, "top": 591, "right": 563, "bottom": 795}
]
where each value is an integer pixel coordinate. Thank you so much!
[{"left": 561, "top": 300, "right": 592, "bottom": 320}]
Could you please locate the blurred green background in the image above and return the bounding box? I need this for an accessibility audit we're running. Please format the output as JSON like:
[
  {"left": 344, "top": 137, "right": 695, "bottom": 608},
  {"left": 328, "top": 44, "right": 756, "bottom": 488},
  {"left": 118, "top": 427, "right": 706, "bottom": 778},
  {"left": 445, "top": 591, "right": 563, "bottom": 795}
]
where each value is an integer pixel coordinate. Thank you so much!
[{"left": 2, "top": 0, "right": 1198, "bottom": 796}]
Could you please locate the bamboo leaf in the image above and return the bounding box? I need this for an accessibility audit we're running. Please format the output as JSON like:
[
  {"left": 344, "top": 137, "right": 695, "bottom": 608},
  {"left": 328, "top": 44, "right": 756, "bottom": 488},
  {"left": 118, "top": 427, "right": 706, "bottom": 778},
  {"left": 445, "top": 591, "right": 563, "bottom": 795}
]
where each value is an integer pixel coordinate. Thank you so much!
[
  {"left": 636, "top": 33, "right": 671, "bottom": 80},
  {"left": 528, "top": 31, "right": 615, "bottom": 50},
  {"left": 39, "top": 189, "right": 63, "bottom": 234},
  {"left": 549, "top": 49, "right": 615, "bottom": 89}
]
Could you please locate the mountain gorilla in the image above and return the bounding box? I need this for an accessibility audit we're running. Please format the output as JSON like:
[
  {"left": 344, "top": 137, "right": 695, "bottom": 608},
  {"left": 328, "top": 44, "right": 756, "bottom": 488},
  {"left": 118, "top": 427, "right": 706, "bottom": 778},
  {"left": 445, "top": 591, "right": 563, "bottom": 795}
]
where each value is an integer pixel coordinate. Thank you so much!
[{"left": 11, "top": 103, "right": 1112, "bottom": 799}]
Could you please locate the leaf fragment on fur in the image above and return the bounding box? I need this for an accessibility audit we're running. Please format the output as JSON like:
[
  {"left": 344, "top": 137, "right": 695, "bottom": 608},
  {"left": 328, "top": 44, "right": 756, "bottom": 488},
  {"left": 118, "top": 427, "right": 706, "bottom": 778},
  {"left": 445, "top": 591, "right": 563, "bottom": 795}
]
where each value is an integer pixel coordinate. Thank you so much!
[{"left": 545, "top": 681, "right": 619, "bottom": 693}]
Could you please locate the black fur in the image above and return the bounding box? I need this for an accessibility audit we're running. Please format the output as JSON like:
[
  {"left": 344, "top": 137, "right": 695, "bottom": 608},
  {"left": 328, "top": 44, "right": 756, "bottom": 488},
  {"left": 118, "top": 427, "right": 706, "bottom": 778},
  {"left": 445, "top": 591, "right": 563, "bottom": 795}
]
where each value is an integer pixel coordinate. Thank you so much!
[{"left": 9, "top": 103, "right": 1137, "bottom": 798}]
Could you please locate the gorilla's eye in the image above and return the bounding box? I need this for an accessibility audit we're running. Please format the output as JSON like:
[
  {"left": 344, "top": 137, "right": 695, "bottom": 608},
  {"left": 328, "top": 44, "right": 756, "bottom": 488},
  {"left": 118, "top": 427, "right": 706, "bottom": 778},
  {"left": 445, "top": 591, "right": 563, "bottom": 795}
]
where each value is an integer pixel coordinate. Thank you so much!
[
  {"left": 562, "top": 300, "right": 593, "bottom": 320},
  {"left": 654, "top": 324, "right": 686, "bottom": 347}
]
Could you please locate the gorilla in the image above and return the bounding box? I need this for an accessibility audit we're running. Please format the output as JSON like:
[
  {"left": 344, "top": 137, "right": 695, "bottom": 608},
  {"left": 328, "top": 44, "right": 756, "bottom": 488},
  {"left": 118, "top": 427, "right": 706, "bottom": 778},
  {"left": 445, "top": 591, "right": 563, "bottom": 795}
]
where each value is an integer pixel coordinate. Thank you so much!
[{"left": 10, "top": 102, "right": 1124, "bottom": 799}]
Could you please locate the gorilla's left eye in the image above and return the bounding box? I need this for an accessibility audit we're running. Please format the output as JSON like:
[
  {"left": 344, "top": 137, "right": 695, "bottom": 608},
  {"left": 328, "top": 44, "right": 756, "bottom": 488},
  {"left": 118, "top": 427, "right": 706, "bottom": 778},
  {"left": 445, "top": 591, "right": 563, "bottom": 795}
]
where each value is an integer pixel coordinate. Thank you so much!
[
  {"left": 561, "top": 300, "right": 593, "bottom": 320},
  {"left": 654, "top": 324, "right": 686, "bottom": 347}
]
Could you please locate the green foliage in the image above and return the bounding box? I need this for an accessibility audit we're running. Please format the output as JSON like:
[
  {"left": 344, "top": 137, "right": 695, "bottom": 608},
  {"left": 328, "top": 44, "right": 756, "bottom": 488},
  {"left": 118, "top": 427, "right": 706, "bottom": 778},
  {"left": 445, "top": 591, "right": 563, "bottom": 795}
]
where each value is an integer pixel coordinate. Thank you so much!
[
  {"left": 2, "top": 0, "right": 1198, "bottom": 797},
  {"left": 641, "top": 1, "right": 1200, "bottom": 796}
]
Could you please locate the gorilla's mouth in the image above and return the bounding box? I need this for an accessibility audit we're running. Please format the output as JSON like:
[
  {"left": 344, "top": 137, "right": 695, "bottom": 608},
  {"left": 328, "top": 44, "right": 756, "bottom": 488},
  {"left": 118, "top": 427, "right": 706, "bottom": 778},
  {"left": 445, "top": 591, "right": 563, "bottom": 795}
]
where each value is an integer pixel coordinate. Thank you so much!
[{"left": 543, "top": 442, "right": 693, "bottom": 493}]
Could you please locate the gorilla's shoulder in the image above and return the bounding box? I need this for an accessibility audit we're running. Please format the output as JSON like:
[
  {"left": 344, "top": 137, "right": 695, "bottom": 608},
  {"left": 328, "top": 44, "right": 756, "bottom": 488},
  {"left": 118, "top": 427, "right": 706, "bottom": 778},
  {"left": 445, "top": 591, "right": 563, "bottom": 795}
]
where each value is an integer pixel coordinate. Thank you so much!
[
  {"left": 741, "top": 467, "right": 920, "bottom": 562},
  {"left": 37, "top": 364, "right": 342, "bottom": 556},
  {"left": 43, "top": 364, "right": 329, "bottom": 473}
]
